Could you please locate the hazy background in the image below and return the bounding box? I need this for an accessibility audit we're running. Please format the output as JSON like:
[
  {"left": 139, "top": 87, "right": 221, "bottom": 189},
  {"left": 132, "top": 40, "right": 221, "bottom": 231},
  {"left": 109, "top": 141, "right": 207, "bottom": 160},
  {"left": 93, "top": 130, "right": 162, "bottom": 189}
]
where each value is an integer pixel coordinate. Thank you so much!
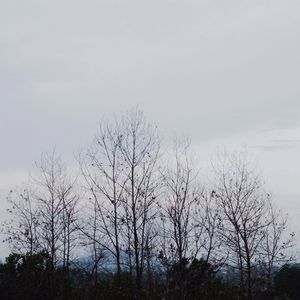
[{"left": 1, "top": 0, "right": 300, "bottom": 257}]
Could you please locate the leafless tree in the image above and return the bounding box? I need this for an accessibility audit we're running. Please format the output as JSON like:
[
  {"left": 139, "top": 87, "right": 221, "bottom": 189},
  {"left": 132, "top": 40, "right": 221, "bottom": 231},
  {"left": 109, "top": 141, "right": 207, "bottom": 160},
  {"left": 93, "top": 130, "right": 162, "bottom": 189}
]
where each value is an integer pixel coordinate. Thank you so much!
[
  {"left": 32, "top": 152, "right": 63, "bottom": 269},
  {"left": 119, "top": 109, "right": 161, "bottom": 291},
  {"left": 3, "top": 187, "right": 40, "bottom": 255},
  {"left": 3, "top": 149, "right": 80, "bottom": 284},
  {"left": 58, "top": 173, "right": 80, "bottom": 274},
  {"left": 193, "top": 190, "right": 224, "bottom": 265},
  {"left": 258, "top": 201, "right": 295, "bottom": 297},
  {"left": 77, "top": 195, "right": 106, "bottom": 285},
  {"left": 159, "top": 138, "right": 199, "bottom": 263},
  {"left": 79, "top": 120, "right": 127, "bottom": 281},
  {"left": 80, "top": 109, "right": 160, "bottom": 293},
  {"left": 27, "top": 150, "right": 80, "bottom": 274},
  {"left": 212, "top": 151, "right": 272, "bottom": 300}
]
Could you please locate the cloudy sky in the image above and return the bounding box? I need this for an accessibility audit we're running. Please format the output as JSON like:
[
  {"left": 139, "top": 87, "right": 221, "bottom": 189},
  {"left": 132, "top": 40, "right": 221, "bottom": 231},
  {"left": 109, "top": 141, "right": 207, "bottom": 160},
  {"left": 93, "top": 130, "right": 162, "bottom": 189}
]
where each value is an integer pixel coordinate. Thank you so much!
[{"left": 1, "top": 0, "right": 300, "bottom": 256}]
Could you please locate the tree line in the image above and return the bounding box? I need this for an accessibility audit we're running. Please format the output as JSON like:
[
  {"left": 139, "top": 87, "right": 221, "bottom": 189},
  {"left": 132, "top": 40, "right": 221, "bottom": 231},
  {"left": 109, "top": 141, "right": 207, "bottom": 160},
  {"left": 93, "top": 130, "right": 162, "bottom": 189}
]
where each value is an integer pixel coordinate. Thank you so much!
[{"left": 0, "top": 109, "right": 297, "bottom": 300}]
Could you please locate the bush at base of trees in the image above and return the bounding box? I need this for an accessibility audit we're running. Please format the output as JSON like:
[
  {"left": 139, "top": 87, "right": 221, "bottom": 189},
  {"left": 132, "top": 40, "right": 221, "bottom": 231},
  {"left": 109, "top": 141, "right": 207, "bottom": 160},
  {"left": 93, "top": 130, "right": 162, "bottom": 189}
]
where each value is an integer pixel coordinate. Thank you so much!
[
  {"left": 166, "top": 258, "right": 225, "bottom": 300},
  {"left": 274, "top": 264, "right": 300, "bottom": 300},
  {"left": 0, "top": 251, "right": 299, "bottom": 300}
]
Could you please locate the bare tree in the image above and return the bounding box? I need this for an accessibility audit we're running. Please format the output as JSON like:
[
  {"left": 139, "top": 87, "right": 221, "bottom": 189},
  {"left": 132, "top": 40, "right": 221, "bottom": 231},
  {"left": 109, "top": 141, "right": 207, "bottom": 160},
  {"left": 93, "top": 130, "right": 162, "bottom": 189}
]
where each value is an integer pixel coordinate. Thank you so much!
[
  {"left": 119, "top": 109, "right": 160, "bottom": 292},
  {"left": 79, "top": 120, "right": 127, "bottom": 281},
  {"left": 23, "top": 150, "right": 80, "bottom": 274},
  {"left": 32, "top": 151, "right": 64, "bottom": 270},
  {"left": 80, "top": 109, "right": 160, "bottom": 294},
  {"left": 258, "top": 201, "right": 294, "bottom": 298},
  {"left": 58, "top": 174, "right": 80, "bottom": 274},
  {"left": 3, "top": 187, "right": 40, "bottom": 255},
  {"left": 194, "top": 190, "right": 224, "bottom": 265},
  {"left": 3, "top": 149, "right": 80, "bottom": 299},
  {"left": 212, "top": 151, "right": 272, "bottom": 300},
  {"left": 159, "top": 138, "right": 199, "bottom": 263},
  {"left": 77, "top": 195, "right": 106, "bottom": 285}
]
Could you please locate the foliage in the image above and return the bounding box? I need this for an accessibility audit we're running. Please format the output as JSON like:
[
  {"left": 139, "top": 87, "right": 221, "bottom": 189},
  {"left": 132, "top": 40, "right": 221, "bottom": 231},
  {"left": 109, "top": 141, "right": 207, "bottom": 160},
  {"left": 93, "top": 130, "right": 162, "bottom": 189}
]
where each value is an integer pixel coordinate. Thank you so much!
[
  {"left": 0, "top": 251, "right": 52, "bottom": 300},
  {"left": 166, "top": 257, "right": 225, "bottom": 300},
  {"left": 274, "top": 264, "right": 300, "bottom": 300}
]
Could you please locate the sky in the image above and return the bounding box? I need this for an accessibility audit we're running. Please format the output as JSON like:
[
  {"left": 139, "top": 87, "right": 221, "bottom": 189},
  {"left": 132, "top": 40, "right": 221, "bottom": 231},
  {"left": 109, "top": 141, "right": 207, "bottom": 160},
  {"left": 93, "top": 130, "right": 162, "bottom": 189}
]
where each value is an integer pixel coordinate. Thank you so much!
[{"left": 1, "top": 0, "right": 300, "bottom": 256}]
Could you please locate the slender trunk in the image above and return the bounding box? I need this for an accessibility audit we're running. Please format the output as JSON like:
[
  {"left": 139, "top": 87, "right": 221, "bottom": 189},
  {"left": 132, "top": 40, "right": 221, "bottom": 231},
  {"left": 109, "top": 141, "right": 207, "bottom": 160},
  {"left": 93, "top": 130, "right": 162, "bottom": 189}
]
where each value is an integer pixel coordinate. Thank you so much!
[
  {"left": 51, "top": 213, "right": 55, "bottom": 270},
  {"left": 246, "top": 260, "right": 252, "bottom": 300},
  {"left": 146, "top": 245, "right": 153, "bottom": 296},
  {"left": 114, "top": 203, "right": 121, "bottom": 282},
  {"left": 113, "top": 171, "right": 121, "bottom": 282},
  {"left": 133, "top": 203, "right": 141, "bottom": 290},
  {"left": 245, "top": 242, "right": 252, "bottom": 300},
  {"left": 66, "top": 219, "right": 70, "bottom": 274},
  {"left": 131, "top": 161, "right": 142, "bottom": 297},
  {"left": 93, "top": 202, "right": 98, "bottom": 286},
  {"left": 237, "top": 236, "right": 245, "bottom": 299}
]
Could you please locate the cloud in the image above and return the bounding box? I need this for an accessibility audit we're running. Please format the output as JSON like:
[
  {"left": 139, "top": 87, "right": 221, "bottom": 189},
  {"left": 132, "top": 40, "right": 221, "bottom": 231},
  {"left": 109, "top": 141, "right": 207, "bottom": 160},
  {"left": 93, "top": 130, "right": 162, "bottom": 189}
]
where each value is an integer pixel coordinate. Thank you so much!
[
  {"left": 0, "top": 0, "right": 299, "bottom": 174},
  {"left": 254, "top": 144, "right": 298, "bottom": 152},
  {"left": 0, "top": 0, "right": 300, "bottom": 257}
]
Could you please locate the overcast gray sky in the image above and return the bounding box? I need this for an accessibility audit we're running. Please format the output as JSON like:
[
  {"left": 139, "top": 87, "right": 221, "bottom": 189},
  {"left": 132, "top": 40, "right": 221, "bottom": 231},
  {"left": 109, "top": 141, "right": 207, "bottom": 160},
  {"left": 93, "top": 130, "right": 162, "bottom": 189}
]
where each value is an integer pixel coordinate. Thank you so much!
[{"left": 1, "top": 0, "right": 300, "bottom": 256}]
